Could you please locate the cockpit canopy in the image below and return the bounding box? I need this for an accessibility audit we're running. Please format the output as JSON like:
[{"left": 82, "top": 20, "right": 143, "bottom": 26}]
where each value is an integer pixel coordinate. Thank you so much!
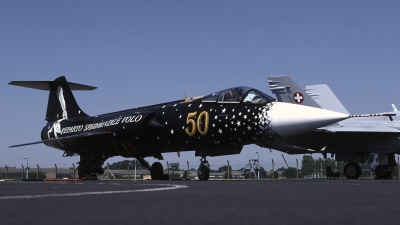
[{"left": 202, "top": 87, "right": 275, "bottom": 104}]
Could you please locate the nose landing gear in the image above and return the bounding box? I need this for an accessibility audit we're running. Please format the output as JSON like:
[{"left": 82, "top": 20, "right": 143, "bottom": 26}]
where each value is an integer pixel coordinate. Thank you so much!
[{"left": 198, "top": 157, "right": 210, "bottom": 181}]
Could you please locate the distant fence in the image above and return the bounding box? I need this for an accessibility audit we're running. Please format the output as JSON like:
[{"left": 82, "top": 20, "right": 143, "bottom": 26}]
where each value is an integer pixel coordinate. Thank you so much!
[
  {"left": 160, "top": 161, "right": 400, "bottom": 180},
  {"left": 1, "top": 160, "right": 400, "bottom": 180},
  {"left": 0, "top": 165, "right": 75, "bottom": 180}
]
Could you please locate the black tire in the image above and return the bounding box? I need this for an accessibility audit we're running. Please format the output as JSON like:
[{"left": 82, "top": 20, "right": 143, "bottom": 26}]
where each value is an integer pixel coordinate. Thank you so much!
[
  {"left": 198, "top": 165, "right": 210, "bottom": 181},
  {"left": 78, "top": 165, "right": 86, "bottom": 179},
  {"left": 344, "top": 162, "right": 361, "bottom": 179},
  {"left": 150, "top": 162, "right": 164, "bottom": 180},
  {"left": 375, "top": 166, "right": 392, "bottom": 179}
]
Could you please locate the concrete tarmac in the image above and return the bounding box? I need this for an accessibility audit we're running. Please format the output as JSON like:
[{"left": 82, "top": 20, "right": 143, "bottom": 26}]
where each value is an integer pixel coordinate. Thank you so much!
[{"left": 0, "top": 179, "right": 399, "bottom": 225}]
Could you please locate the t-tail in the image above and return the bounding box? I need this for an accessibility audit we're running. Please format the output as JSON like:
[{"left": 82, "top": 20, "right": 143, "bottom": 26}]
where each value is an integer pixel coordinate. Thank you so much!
[{"left": 9, "top": 76, "right": 96, "bottom": 121}]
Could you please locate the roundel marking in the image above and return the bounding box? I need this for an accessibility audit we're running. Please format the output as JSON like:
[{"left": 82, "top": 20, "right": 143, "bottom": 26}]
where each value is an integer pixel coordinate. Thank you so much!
[{"left": 293, "top": 92, "right": 304, "bottom": 104}]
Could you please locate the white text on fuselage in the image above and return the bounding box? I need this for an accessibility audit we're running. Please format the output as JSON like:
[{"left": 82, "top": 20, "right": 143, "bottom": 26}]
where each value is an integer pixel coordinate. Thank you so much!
[{"left": 61, "top": 115, "right": 143, "bottom": 134}]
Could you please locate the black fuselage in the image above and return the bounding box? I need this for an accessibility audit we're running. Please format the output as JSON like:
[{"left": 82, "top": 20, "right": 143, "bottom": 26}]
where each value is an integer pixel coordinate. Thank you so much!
[{"left": 42, "top": 98, "right": 275, "bottom": 159}]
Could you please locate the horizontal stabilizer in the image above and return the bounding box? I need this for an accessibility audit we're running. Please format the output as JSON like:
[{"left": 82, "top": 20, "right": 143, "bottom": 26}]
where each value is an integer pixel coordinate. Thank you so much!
[
  {"left": 9, "top": 131, "right": 110, "bottom": 148},
  {"left": 8, "top": 81, "right": 97, "bottom": 91},
  {"left": 9, "top": 76, "right": 95, "bottom": 121}
]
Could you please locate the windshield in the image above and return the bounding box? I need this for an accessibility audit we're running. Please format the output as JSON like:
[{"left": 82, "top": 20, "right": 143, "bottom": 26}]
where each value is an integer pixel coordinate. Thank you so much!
[
  {"left": 202, "top": 87, "right": 275, "bottom": 104},
  {"left": 242, "top": 90, "right": 275, "bottom": 104},
  {"left": 218, "top": 87, "right": 250, "bottom": 102},
  {"left": 202, "top": 87, "right": 250, "bottom": 103}
]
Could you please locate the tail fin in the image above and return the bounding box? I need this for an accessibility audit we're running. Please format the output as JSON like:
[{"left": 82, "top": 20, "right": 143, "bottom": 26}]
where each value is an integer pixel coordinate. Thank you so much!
[
  {"left": 392, "top": 104, "right": 398, "bottom": 112},
  {"left": 305, "top": 84, "right": 349, "bottom": 114},
  {"left": 268, "top": 75, "right": 321, "bottom": 108},
  {"left": 9, "top": 76, "right": 96, "bottom": 121}
]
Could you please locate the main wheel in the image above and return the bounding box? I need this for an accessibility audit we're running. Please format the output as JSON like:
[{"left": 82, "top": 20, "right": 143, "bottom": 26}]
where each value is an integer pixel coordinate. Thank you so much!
[
  {"left": 78, "top": 165, "right": 85, "bottom": 179},
  {"left": 344, "top": 162, "right": 361, "bottom": 179},
  {"left": 150, "top": 162, "right": 164, "bottom": 180},
  {"left": 198, "top": 165, "right": 210, "bottom": 181},
  {"left": 375, "top": 166, "right": 392, "bottom": 179}
]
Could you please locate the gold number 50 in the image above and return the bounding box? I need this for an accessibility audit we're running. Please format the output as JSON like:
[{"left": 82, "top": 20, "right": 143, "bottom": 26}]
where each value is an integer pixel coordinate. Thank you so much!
[{"left": 185, "top": 111, "right": 209, "bottom": 136}]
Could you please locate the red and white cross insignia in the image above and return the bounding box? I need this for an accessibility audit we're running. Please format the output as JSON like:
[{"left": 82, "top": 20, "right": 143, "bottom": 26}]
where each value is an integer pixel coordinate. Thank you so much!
[{"left": 293, "top": 92, "right": 304, "bottom": 104}]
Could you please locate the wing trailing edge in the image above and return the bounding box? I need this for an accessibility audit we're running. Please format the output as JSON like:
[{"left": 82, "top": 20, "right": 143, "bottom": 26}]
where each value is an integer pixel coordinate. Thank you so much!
[{"left": 9, "top": 131, "right": 111, "bottom": 148}]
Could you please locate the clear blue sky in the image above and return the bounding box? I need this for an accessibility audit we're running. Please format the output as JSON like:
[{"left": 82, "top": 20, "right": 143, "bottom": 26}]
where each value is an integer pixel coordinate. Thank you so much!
[{"left": 1, "top": 1, "right": 399, "bottom": 169}]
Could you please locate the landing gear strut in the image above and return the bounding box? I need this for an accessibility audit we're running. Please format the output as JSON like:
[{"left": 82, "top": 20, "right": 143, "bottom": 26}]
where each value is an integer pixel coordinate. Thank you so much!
[
  {"left": 198, "top": 157, "right": 210, "bottom": 181},
  {"left": 78, "top": 152, "right": 109, "bottom": 180},
  {"left": 135, "top": 156, "right": 150, "bottom": 169}
]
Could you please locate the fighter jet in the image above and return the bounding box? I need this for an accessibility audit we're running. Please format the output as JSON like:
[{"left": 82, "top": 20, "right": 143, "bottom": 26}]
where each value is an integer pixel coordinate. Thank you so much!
[
  {"left": 263, "top": 75, "right": 399, "bottom": 179},
  {"left": 9, "top": 76, "right": 349, "bottom": 180}
]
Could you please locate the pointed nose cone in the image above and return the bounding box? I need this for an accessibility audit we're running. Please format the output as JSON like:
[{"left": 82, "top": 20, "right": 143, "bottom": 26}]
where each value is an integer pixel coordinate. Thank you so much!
[{"left": 268, "top": 102, "right": 349, "bottom": 138}]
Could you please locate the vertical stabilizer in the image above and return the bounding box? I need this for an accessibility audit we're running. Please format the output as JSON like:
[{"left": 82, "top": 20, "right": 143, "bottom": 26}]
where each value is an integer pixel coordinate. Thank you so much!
[
  {"left": 9, "top": 76, "right": 96, "bottom": 121},
  {"left": 392, "top": 104, "right": 398, "bottom": 112},
  {"left": 268, "top": 75, "right": 321, "bottom": 108},
  {"left": 305, "top": 84, "right": 349, "bottom": 114},
  {"left": 46, "top": 76, "right": 88, "bottom": 121}
]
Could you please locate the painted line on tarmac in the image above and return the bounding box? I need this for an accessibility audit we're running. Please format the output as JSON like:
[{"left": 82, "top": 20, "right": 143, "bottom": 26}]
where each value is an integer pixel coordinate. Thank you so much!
[{"left": 0, "top": 184, "right": 188, "bottom": 200}]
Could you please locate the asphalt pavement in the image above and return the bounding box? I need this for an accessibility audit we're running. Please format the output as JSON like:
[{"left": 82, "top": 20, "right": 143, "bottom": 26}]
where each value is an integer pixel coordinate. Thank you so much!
[{"left": 0, "top": 179, "right": 399, "bottom": 225}]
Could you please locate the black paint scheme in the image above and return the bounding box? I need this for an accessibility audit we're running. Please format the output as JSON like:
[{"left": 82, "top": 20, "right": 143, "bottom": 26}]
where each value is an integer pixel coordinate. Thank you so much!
[{"left": 10, "top": 76, "right": 277, "bottom": 180}]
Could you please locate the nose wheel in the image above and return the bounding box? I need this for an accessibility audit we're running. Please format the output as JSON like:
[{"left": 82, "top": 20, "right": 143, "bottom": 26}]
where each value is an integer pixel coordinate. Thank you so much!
[{"left": 198, "top": 157, "right": 210, "bottom": 181}]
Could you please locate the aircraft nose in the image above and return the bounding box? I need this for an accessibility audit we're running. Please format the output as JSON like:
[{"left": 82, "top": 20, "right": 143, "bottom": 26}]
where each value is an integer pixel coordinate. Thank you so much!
[{"left": 268, "top": 102, "right": 349, "bottom": 138}]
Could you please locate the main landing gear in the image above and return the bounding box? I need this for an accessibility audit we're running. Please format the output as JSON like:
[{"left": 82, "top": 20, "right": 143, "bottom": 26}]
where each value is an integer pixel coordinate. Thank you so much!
[
  {"left": 344, "top": 162, "right": 361, "bottom": 179},
  {"left": 375, "top": 165, "right": 394, "bottom": 179},
  {"left": 343, "top": 153, "right": 397, "bottom": 179},
  {"left": 78, "top": 152, "right": 109, "bottom": 180},
  {"left": 150, "top": 162, "right": 169, "bottom": 180},
  {"left": 198, "top": 157, "right": 210, "bottom": 181},
  {"left": 133, "top": 156, "right": 169, "bottom": 180},
  {"left": 344, "top": 162, "right": 395, "bottom": 179}
]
